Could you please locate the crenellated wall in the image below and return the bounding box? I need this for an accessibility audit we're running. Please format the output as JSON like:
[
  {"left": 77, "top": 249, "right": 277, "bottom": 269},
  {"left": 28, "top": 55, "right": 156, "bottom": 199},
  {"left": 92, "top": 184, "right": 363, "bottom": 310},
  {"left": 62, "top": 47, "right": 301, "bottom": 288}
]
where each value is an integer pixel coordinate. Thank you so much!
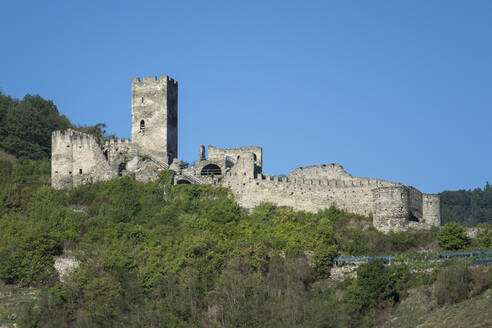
[
  {"left": 220, "top": 161, "right": 439, "bottom": 232},
  {"left": 51, "top": 129, "right": 116, "bottom": 189}
]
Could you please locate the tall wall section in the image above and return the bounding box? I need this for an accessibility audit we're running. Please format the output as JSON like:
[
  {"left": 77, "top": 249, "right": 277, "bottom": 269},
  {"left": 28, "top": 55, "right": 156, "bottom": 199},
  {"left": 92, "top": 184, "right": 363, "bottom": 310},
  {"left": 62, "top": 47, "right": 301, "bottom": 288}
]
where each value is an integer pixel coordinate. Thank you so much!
[
  {"left": 51, "top": 129, "right": 116, "bottom": 189},
  {"left": 131, "top": 76, "right": 178, "bottom": 164},
  {"left": 423, "top": 194, "right": 440, "bottom": 226}
]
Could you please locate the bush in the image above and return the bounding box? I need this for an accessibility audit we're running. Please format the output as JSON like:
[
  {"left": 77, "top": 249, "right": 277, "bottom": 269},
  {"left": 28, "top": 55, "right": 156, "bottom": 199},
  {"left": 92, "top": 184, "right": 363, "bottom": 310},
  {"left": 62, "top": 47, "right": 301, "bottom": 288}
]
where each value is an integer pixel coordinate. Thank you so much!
[
  {"left": 432, "top": 264, "right": 472, "bottom": 305},
  {"left": 342, "top": 260, "right": 411, "bottom": 325},
  {"left": 438, "top": 222, "right": 471, "bottom": 250}
]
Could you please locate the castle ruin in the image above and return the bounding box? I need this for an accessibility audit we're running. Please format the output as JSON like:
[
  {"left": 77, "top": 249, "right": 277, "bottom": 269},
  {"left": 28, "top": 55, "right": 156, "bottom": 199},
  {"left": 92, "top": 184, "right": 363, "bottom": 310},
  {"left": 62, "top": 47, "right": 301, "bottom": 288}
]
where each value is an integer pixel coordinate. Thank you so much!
[{"left": 51, "top": 75, "right": 440, "bottom": 233}]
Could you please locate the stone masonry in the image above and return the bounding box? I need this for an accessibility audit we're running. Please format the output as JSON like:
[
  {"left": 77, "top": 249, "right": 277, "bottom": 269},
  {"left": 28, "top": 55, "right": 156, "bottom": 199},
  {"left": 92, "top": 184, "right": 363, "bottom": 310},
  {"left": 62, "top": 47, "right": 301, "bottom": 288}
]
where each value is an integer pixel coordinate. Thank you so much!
[{"left": 51, "top": 75, "right": 440, "bottom": 233}]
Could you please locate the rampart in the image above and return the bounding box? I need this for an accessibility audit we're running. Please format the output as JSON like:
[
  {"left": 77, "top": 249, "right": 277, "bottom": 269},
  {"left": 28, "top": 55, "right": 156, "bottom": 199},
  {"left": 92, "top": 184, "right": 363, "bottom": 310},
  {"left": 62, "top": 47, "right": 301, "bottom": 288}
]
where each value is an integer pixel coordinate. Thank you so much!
[{"left": 218, "top": 160, "right": 440, "bottom": 232}]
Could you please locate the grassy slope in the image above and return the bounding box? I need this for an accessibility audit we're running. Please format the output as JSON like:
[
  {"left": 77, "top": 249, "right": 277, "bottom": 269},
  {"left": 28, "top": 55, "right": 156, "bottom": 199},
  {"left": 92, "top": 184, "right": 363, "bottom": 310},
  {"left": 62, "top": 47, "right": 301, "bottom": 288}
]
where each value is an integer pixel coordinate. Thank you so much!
[
  {"left": 383, "top": 287, "right": 492, "bottom": 328},
  {"left": 0, "top": 284, "right": 39, "bottom": 327}
]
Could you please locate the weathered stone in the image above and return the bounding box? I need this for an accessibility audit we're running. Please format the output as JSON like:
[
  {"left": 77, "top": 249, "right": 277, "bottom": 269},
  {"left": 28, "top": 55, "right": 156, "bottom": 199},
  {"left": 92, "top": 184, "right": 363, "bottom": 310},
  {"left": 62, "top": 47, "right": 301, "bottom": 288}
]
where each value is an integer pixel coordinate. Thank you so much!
[{"left": 126, "top": 156, "right": 141, "bottom": 172}]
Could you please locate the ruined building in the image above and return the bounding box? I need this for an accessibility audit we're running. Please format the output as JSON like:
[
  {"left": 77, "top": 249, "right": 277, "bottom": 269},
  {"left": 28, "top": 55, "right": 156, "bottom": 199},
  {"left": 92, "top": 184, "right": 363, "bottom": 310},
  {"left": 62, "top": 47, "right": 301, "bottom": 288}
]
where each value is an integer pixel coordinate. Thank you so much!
[{"left": 51, "top": 75, "right": 440, "bottom": 233}]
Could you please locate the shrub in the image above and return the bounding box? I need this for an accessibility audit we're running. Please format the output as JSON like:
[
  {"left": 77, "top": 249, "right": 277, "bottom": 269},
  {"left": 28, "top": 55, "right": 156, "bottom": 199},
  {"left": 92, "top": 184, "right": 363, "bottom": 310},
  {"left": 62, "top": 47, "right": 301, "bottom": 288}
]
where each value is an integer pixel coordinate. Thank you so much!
[
  {"left": 438, "top": 222, "right": 471, "bottom": 250},
  {"left": 432, "top": 264, "right": 471, "bottom": 305}
]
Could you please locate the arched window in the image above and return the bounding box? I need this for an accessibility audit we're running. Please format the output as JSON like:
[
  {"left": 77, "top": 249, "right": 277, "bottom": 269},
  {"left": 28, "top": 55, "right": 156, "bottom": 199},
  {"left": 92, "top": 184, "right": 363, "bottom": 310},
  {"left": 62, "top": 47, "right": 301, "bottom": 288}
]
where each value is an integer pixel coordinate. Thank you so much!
[
  {"left": 140, "top": 120, "right": 145, "bottom": 133},
  {"left": 201, "top": 164, "right": 222, "bottom": 176},
  {"left": 176, "top": 179, "right": 191, "bottom": 185}
]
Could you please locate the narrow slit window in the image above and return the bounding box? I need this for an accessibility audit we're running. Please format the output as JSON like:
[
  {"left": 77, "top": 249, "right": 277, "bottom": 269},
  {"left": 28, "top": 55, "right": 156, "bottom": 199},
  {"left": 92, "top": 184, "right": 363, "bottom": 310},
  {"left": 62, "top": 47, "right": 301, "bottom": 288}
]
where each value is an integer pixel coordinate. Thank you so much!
[
  {"left": 141, "top": 97, "right": 144, "bottom": 103},
  {"left": 140, "top": 120, "right": 145, "bottom": 133},
  {"left": 79, "top": 169, "right": 83, "bottom": 174}
]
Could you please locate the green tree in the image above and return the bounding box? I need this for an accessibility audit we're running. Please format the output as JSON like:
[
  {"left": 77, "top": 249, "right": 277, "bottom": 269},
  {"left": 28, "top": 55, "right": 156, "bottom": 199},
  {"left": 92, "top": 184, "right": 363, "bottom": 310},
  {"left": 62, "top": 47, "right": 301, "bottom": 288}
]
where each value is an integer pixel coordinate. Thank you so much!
[
  {"left": 0, "top": 94, "right": 71, "bottom": 159},
  {"left": 438, "top": 222, "right": 471, "bottom": 250}
]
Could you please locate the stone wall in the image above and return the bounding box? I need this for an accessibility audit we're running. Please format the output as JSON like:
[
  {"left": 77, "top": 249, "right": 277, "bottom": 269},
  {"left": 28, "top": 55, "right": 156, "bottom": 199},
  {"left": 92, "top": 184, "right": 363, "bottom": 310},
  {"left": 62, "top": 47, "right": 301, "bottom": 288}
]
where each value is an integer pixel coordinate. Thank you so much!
[
  {"left": 208, "top": 145, "right": 263, "bottom": 169},
  {"left": 219, "top": 160, "right": 439, "bottom": 232},
  {"left": 103, "top": 138, "right": 138, "bottom": 174},
  {"left": 423, "top": 194, "right": 440, "bottom": 226},
  {"left": 51, "top": 129, "right": 116, "bottom": 189}
]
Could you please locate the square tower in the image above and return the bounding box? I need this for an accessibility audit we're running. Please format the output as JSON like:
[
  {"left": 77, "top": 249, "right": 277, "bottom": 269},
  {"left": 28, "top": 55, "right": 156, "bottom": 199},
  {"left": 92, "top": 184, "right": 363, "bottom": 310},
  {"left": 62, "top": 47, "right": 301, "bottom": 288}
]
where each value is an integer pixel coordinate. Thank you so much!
[{"left": 131, "top": 75, "right": 178, "bottom": 164}]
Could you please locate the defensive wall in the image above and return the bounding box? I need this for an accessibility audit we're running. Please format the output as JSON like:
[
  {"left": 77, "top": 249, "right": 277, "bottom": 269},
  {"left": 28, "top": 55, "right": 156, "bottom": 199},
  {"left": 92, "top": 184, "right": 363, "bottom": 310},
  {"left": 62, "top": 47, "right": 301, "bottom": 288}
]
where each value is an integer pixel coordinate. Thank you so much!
[{"left": 199, "top": 146, "right": 441, "bottom": 233}]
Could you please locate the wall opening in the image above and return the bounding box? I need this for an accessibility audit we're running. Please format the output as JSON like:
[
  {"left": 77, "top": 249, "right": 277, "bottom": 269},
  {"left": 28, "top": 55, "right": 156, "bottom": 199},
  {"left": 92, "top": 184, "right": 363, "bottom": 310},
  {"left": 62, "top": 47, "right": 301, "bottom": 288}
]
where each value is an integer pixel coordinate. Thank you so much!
[
  {"left": 176, "top": 179, "right": 191, "bottom": 185},
  {"left": 79, "top": 169, "right": 83, "bottom": 174},
  {"left": 408, "top": 213, "right": 420, "bottom": 222},
  {"left": 103, "top": 150, "right": 108, "bottom": 160},
  {"left": 201, "top": 164, "right": 222, "bottom": 176},
  {"left": 140, "top": 120, "right": 145, "bottom": 133},
  {"left": 118, "top": 163, "right": 126, "bottom": 177}
]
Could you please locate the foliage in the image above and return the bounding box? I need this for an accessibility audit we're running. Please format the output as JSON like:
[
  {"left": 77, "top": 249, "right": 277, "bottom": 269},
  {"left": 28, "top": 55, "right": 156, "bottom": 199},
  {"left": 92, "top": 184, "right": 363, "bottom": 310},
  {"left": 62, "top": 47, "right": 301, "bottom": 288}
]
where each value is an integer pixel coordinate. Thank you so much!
[
  {"left": 0, "top": 164, "right": 433, "bottom": 327},
  {"left": 433, "top": 264, "right": 472, "bottom": 305},
  {"left": 72, "top": 123, "right": 116, "bottom": 145},
  {"left": 474, "top": 223, "right": 492, "bottom": 248},
  {"left": 438, "top": 222, "right": 471, "bottom": 250},
  {"left": 440, "top": 182, "right": 492, "bottom": 226},
  {"left": 342, "top": 260, "right": 411, "bottom": 326},
  {"left": 0, "top": 92, "right": 71, "bottom": 159}
]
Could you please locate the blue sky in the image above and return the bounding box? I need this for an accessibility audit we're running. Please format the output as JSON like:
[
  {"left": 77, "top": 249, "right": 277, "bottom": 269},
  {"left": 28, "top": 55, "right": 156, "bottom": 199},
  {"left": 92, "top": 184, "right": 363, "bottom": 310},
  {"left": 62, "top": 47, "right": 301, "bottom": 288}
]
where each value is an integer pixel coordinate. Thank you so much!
[{"left": 1, "top": 0, "right": 491, "bottom": 193}]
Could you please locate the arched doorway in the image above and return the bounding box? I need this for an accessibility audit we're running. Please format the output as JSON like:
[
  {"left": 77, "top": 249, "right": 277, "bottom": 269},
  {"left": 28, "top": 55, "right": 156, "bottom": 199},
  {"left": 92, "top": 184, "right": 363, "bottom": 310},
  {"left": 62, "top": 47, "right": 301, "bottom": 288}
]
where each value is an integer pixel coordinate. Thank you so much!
[
  {"left": 176, "top": 179, "right": 191, "bottom": 185},
  {"left": 201, "top": 164, "right": 222, "bottom": 176}
]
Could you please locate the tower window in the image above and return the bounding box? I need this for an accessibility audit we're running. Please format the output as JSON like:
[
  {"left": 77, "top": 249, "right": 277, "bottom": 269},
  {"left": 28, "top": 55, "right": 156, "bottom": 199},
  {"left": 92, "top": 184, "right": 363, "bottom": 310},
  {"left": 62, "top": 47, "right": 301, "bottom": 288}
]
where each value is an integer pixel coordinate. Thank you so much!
[
  {"left": 79, "top": 169, "right": 83, "bottom": 174},
  {"left": 140, "top": 120, "right": 145, "bottom": 133},
  {"left": 141, "top": 97, "right": 144, "bottom": 103}
]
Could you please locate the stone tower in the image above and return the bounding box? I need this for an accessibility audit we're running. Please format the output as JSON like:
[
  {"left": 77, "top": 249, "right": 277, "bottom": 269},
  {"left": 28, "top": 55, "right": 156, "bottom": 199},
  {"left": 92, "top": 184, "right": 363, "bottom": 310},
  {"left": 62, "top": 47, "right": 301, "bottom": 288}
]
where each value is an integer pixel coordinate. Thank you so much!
[{"left": 131, "top": 75, "right": 178, "bottom": 164}]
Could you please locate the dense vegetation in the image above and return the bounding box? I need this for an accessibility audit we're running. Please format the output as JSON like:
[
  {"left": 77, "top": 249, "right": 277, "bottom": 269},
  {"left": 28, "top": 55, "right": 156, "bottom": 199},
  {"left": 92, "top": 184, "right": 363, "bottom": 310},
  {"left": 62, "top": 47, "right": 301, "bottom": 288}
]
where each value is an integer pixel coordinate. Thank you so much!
[
  {"left": 440, "top": 183, "right": 492, "bottom": 226},
  {"left": 0, "top": 91, "right": 491, "bottom": 327},
  {"left": 0, "top": 92, "right": 70, "bottom": 159},
  {"left": 0, "top": 162, "right": 489, "bottom": 327}
]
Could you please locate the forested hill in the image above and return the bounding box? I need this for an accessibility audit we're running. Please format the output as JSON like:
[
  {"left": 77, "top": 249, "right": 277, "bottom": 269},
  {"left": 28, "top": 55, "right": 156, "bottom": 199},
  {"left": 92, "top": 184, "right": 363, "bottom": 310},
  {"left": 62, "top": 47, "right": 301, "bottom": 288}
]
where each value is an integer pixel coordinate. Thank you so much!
[
  {"left": 0, "top": 90, "right": 491, "bottom": 226},
  {"left": 440, "top": 184, "right": 492, "bottom": 227}
]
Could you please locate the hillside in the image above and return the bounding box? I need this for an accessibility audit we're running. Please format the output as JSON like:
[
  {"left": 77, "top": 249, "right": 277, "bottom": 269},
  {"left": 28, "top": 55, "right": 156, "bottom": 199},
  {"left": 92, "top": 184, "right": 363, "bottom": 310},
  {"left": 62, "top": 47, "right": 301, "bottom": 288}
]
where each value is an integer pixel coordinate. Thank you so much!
[{"left": 0, "top": 92, "right": 491, "bottom": 327}]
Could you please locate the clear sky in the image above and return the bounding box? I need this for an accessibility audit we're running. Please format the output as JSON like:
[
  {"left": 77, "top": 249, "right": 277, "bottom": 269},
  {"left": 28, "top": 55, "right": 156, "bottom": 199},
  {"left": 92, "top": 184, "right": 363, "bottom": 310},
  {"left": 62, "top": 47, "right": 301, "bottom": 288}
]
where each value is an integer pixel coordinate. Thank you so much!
[{"left": 1, "top": 0, "right": 491, "bottom": 193}]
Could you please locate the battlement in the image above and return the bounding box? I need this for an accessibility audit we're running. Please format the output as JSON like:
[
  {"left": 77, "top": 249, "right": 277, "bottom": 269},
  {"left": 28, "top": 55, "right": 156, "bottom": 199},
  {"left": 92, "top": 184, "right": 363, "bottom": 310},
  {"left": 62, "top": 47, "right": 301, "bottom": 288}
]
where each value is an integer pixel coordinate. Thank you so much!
[
  {"left": 132, "top": 75, "right": 178, "bottom": 85},
  {"left": 104, "top": 138, "right": 131, "bottom": 147},
  {"left": 52, "top": 129, "right": 99, "bottom": 150},
  {"left": 253, "top": 173, "right": 398, "bottom": 189}
]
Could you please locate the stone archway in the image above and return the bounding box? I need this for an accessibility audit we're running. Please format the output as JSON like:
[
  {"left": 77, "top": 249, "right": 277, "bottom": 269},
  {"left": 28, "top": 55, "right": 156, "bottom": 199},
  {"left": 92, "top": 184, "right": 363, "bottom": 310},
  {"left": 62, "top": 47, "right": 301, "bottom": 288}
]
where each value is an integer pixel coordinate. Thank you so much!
[{"left": 200, "top": 164, "right": 222, "bottom": 176}]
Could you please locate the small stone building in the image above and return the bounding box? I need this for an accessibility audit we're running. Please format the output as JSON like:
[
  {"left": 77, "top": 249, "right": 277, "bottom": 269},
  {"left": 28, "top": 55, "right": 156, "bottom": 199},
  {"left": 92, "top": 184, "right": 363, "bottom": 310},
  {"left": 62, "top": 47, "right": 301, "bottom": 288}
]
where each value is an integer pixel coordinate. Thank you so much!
[{"left": 51, "top": 75, "right": 440, "bottom": 233}]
